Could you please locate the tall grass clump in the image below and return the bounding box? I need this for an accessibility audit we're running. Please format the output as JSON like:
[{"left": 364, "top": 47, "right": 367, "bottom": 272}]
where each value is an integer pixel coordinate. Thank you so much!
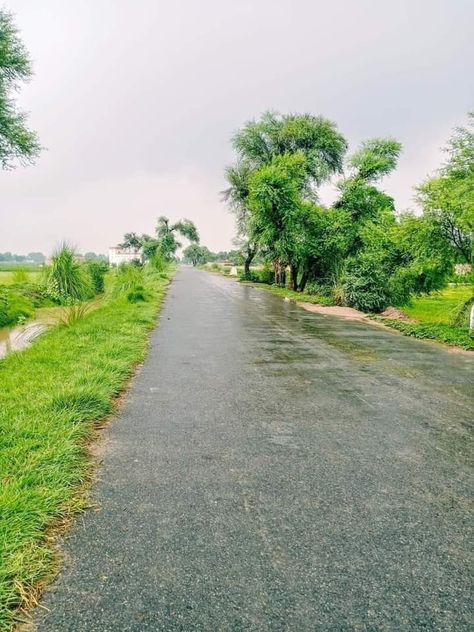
[
  {"left": 112, "top": 263, "right": 148, "bottom": 302},
  {"left": 11, "top": 268, "right": 29, "bottom": 284},
  {"left": 87, "top": 261, "right": 108, "bottom": 294},
  {"left": 46, "top": 244, "right": 93, "bottom": 304}
]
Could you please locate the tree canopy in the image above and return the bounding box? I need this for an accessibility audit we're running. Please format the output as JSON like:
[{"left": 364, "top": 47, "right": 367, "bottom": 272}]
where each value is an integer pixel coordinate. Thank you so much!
[
  {"left": 0, "top": 10, "right": 40, "bottom": 168},
  {"left": 224, "top": 110, "right": 472, "bottom": 312}
]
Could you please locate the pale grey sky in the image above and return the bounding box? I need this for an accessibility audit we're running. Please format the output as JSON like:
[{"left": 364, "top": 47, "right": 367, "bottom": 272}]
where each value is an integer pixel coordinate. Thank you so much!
[{"left": 1, "top": 0, "right": 473, "bottom": 255}]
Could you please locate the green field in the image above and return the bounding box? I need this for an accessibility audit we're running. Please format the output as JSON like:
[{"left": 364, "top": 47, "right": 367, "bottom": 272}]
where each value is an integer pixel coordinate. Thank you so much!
[
  {"left": 380, "top": 285, "right": 474, "bottom": 350},
  {"left": 400, "top": 285, "right": 473, "bottom": 324},
  {"left": 0, "top": 268, "right": 173, "bottom": 630},
  {"left": 0, "top": 270, "right": 41, "bottom": 285}
]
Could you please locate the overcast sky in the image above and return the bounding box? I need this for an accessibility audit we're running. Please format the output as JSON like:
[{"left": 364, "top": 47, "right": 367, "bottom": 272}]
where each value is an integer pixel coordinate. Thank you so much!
[{"left": 1, "top": 0, "right": 473, "bottom": 255}]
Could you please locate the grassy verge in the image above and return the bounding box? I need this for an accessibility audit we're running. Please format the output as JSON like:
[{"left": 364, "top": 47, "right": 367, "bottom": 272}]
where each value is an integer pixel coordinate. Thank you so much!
[
  {"left": 0, "top": 268, "right": 173, "bottom": 630},
  {"left": 374, "top": 286, "right": 474, "bottom": 350},
  {"left": 0, "top": 270, "right": 41, "bottom": 285},
  {"left": 399, "top": 285, "right": 473, "bottom": 324},
  {"left": 372, "top": 317, "right": 473, "bottom": 350}
]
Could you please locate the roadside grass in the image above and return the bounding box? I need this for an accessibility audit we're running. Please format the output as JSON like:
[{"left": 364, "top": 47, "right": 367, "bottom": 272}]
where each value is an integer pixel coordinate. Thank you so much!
[
  {"left": 373, "top": 318, "right": 473, "bottom": 350},
  {"left": 375, "top": 285, "right": 474, "bottom": 350},
  {"left": 400, "top": 285, "right": 473, "bottom": 324},
  {"left": 0, "top": 271, "right": 40, "bottom": 285},
  {"left": 0, "top": 268, "right": 173, "bottom": 630}
]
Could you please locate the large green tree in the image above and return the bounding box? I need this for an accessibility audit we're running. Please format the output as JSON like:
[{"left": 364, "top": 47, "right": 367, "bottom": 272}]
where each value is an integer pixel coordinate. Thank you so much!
[
  {"left": 0, "top": 10, "right": 40, "bottom": 168},
  {"left": 416, "top": 113, "right": 473, "bottom": 264},
  {"left": 225, "top": 111, "right": 348, "bottom": 284}
]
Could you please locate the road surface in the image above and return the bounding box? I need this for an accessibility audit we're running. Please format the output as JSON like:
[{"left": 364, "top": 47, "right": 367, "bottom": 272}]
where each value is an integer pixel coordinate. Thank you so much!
[{"left": 34, "top": 267, "right": 473, "bottom": 631}]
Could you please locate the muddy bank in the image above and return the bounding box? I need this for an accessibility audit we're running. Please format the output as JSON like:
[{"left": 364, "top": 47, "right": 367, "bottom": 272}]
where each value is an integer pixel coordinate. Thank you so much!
[{"left": 299, "top": 302, "right": 367, "bottom": 320}]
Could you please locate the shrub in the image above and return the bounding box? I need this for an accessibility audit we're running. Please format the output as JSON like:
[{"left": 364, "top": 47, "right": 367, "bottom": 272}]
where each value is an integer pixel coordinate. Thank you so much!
[
  {"left": 0, "top": 289, "right": 34, "bottom": 326},
  {"left": 87, "top": 261, "right": 108, "bottom": 294},
  {"left": 11, "top": 268, "right": 29, "bottom": 284},
  {"left": 150, "top": 252, "right": 166, "bottom": 272},
  {"left": 112, "top": 263, "right": 144, "bottom": 296},
  {"left": 46, "top": 244, "right": 93, "bottom": 303},
  {"left": 127, "top": 286, "right": 148, "bottom": 303},
  {"left": 342, "top": 258, "right": 391, "bottom": 312}
]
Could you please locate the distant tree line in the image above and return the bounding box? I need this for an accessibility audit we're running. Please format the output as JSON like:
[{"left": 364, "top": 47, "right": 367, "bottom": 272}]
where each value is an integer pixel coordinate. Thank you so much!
[
  {"left": 223, "top": 111, "right": 473, "bottom": 312},
  {"left": 0, "top": 252, "right": 45, "bottom": 263},
  {"left": 0, "top": 252, "right": 107, "bottom": 263}
]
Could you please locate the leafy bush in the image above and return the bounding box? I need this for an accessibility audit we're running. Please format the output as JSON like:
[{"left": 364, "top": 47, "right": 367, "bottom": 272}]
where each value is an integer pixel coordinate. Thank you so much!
[
  {"left": 343, "top": 257, "right": 390, "bottom": 312},
  {"left": 127, "top": 286, "right": 148, "bottom": 303},
  {"left": 0, "top": 289, "right": 34, "bottom": 326},
  {"left": 150, "top": 252, "right": 166, "bottom": 272},
  {"left": 239, "top": 267, "right": 274, "bottom": 284},
  {"left": 87, "top": 261, "right": 108, "bottom": 294}
]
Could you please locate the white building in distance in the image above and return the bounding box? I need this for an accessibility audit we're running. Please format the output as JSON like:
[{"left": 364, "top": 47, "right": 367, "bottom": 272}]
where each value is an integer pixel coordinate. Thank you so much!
[{"left": 108, "top": 246, "right": 143, "bottom": 266}]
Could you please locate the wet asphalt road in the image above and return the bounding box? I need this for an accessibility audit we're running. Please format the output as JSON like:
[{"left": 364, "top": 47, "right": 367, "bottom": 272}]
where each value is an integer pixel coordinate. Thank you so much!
[{"left": 34, "top": 267, "right": 473, "bottom": 631}]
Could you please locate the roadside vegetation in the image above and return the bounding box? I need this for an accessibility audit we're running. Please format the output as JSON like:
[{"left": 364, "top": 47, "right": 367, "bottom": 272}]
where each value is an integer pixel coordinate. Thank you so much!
[
  {"left": 0, "top": 257, "right": 175, "bottom": 630},
  {"left": 374, "top": 285, "right": 474, "bottom": 350},
  {"left": 214, "top": 110, "right": 473, "bottom": 347}
]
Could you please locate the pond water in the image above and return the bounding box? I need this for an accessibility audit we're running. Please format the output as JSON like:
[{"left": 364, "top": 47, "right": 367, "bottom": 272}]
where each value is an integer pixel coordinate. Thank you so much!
[{"left": 0, "top": 322, "right": 48, "bottom": 359}]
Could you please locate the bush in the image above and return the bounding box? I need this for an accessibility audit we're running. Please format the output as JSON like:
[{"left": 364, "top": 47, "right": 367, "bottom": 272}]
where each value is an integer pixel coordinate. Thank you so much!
[
  {"left": 343, "top": 258, "right": 391, "bottom": 312},
  {"left": 87, "top": 261, "right": 108, "bottom": 294},
  {"left": 239, "top": 267, "right": 274, "bottom": 284},
  {"left": 46, "top": 245, "right": 93, "bottom": 304},
  {"left": 127, "top": 286, "right": 148, "bottom": 303},
  {"left": 0, "top": 289, "right": 34, "bottom": 327},
  {"left": 112, "top": 263, "right": 144, "bottom": 296},
  {"left": 150, "top": 252, "right": 166, "bottom": 272}
]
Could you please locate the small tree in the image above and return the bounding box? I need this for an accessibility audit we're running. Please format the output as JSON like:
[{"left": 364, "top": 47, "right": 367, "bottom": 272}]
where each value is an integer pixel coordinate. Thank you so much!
[
  {"left": 0, "top": 10, "right": 40, "bottom": 168},
  {"left": 183, "top": 244, "right": 211, "bottom": 266}
]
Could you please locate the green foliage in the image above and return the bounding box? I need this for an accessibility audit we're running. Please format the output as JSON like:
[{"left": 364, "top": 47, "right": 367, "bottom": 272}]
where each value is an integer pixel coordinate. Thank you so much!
[
  {"left": 183, "top": 244, "right": 212, "bottom": 266},
  {"left": 0, "top": 287, "right": 34, "bottom": 326},
  {"left": 149, "top": 251, "right": 166, "bottom": 271},
  {"left": 239, "top": 266, "right": 274, "bottom": 284},
  {"left": 0, "top": 10, "right": 40, "bottom": 168},
  {"left": 58, "top": 301, "right": 96, "bottom": 327},
  {"left": 375, "top": 318, "right": 473, "bottom": 350},
  {"left": 46, "top": 245, "right": 93, "bottom": 304},
  {"left": 11, "top": 268, "right": 28, "bottom": 284},
  {"left": 127, "top": 286, "right": 148, "bottom": 303},
  {"left": 342, "top": 255, "right": 391, "bottom": 312},
  {"left": 112, "top": 263, "right": 144, "bottom": 296},
  {"left": 86, "top": 261, "right": 108, "bottom": 294},
  {"left": 416, "top": 112, "right": 473, "bottom": 264},
  {"left": 349, "top": 138, "right": 402, "bottom": 181}
]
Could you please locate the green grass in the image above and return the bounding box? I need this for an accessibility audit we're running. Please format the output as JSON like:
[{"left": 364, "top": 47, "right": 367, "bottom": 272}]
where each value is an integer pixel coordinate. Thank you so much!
[
  {"left": 0, "top": 271, "right": 40, "bottom": 285},
  {"left": 0, "top": 268, "right": 173, "bottom": 630},
  {"left": 373, "top": 318, "right": 474, "bottom": 350},
  {"left": 400, "top": 285, "right": 473, "bottom": 324},
  {"left": 377, "top": 285, "right": 474, "bottom": 350}
]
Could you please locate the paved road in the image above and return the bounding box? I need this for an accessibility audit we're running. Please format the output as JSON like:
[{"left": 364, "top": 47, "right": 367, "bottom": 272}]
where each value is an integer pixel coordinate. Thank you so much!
[{"left": 34, "top": 268, "right": 473, "bottom": 631}]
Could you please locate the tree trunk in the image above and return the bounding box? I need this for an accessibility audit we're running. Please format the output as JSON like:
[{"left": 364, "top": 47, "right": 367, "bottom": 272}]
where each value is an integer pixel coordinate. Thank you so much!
[
  {"left": 290, "top": 264, "right": 298, "bottom": 291},
  {"left": 298, "top": 269, "right": 309, "bottom": 292},
  {"left": 244, "top": 246, "right": 256, "bottom": 276}
]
